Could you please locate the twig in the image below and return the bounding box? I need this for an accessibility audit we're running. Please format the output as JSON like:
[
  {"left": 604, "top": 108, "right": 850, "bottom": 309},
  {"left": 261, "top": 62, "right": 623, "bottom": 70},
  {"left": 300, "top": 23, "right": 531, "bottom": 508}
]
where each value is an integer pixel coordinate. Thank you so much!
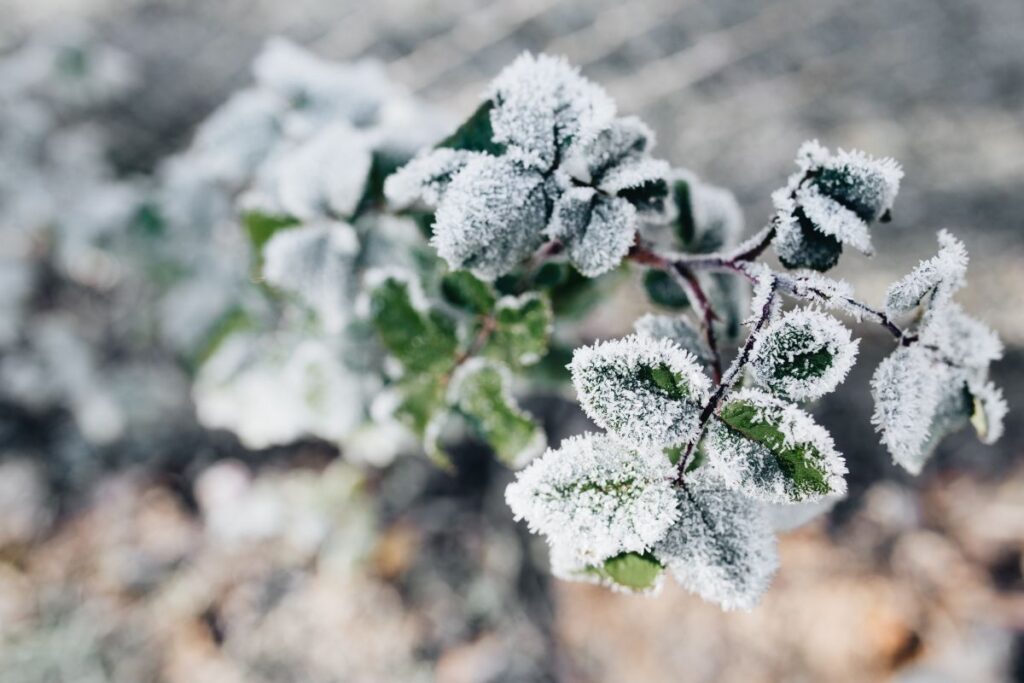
[{"left": 670, "top": 263, "right": 722, "bottom": 383}]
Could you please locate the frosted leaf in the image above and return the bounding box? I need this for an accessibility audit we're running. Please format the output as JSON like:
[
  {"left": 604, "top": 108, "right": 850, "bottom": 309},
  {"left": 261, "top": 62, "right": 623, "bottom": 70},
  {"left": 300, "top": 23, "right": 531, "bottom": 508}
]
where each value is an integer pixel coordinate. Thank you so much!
[
  {"left": 431, "top": 155, "right": 548, "bottom": 280},
  {"left": 633, "top": 313, "right": 712, "bottom": 363},
  {"left": 749, "top": 309, "right": 858, "bottom": 401},
  {"left": 189, "top": 88, "right": 284, "bottom": 186},
  {"left": 702, "top": 388, "right": 847, "bottom": 503},
  {"left": 194, "top": 331, "right": 365, "bottom": 449},
  {"left": 920, "top": 302, "right": 1002, "bottom": 371},
  {"left": 794, "top": 184, "right": 873, "bottom": 255},
  {"left": 447, "top": 358, "right": 546, "bottom": 468},
  {"left": 760, "top": 494, "right": 841, "bottom": 532},
  {"left": 885, "top": 230, "right": 968, "bottom": 317},
  {"left": 569, "top": 334, "right": 711, "bottom": 449},
  {"left": 968, "top": 378, "right": 1007, "bottom": 445},
  {"left": 654, "top": 480, "right": 778, "bottom": 611},
  {"left": 244, "top": 122, "right": 374, "bottom": 221},
  {"left": 870, "top": 345, "right": 954, "bottom": 474},
  {"left": 487, "top": 53, "right": 616, "bottom": 170},
  {"left": 262, "top": 221, "right": 360, "bottom": 334},
  {"left": 383, "top": 148, "right": 482, "bottom": 209},
  {"left": 545, "top": 187, "right": 637, "bottom": 277},
  {"left": 777, "top": 271, "right": 862, "bottom": 320},
  {"left": 597, "top": 156, "right": 671, "bottom": 216},
  {"left": 666, "top": 169, "right": 745, "bottom": 253},
  {"left": 773, "top": 141, "right": 902, "bottom": 271},
  {"left": 505, "top": 432, "right": 678, "bottom": 563}
]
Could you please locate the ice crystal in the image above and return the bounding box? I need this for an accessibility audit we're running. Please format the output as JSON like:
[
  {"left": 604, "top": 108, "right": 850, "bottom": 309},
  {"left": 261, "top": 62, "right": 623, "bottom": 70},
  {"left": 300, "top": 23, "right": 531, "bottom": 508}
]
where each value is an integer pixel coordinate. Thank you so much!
[
  {"left": 749, "top": 308, "right": 858, "bottom": 401},
  {"left": 505, "top": 432, "right": 678, "bottom": 563},
  {"left": 774, "top": 140, "right": 902, "bottom": 271},
  {"left": 383, "top": 148, "right": 482, "bottom": 209},
  {"left": 654, "top": 481, "right": 778, "bottom": 611},
  {"left": 262, "top": 222, "right": 360, "bottom": 334},
  {"left": 569, "top": 334, "right": 711, "bottom": 449},
  {"left": 701, "top": 388, "right": 847, "bottom": 503}
]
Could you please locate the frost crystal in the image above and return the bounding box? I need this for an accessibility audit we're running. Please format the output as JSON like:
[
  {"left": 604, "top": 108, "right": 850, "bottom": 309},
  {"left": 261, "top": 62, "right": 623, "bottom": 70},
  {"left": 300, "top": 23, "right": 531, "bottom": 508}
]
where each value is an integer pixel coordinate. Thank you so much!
[
  {"left": 749, "top": 308, "right": 858, "bottom": 401},
  {"left": 383, "top": 148, "right": 481, "bottom": 209},
  {"left": 431, "top": 155, "right": 548, "bottom": 280},
  {"left": 633, "top": 313, "right": 712, "bottom": 363},
  {"left": 885, "top": 229, "right": 968, "bottom": 317},
  {"left": 654, "top": 481, "right": 778, "bottom": 611},
  {"left": 262, "top": 222, "right": 360, "bottom": 334},
  {"left": 702, "top": 388, "right": 847, "bottom": 503},
  {"left": 569, "top": 334, "right": 711, "bottom": 449},
  {"left": 774, "top": 140, "right": 902, "bottom": 271},
  {"left": 505, "top": 432, "right": 678, "bottom": 563}
]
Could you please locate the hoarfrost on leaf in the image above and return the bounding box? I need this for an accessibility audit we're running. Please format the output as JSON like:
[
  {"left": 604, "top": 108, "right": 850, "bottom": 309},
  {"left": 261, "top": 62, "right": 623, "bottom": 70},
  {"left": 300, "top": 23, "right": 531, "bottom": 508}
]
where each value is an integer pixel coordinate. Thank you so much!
[
  {"left": 654, "top": 480, "right": 778, "bottom": 611},
  {"left": 749, "top": 308, "right": 858, "bottom": 401},
  {"left": 569, "top": 334, "right": 711, "bottom": 449},
  {"left": 701, "top": 388, "right": 847, "bottom": 503},
  {"left": 505, "top": 432, "right": 678, "bottom": 564},
  {"left": 545, "top": 187, "right": 637, "bottom": 277},
  {"left": 633, "top": 313, "right": 712, "bottom": 363},
  {"left": 885, "top": 229, "right": 968, "bottom": 317}
]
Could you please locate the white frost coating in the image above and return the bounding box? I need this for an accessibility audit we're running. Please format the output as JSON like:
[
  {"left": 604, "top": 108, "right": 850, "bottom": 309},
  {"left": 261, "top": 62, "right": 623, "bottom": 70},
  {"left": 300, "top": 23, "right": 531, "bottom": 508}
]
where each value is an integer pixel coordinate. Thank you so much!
[
  {"left": 562, "top": 116, "right": 653, "bottom": 183},
  {"left": 701, "top": 388, "right": 847, "bottom": 504},
  {"left": 749, "top": 308, "right": 859, "bottom": 401},
  {"left": 744, "top": 263, "right": 778, "bottom": 326},
  {"left": 383, "top": 148, "right": 482, "bottom": 209},
  {"left": 487, "top": 53, "right": 616, "bottom": 170},
  {"left": 654, "top": 481, "right": 778, "bottom": 611},
  {"left": 545, "top": 188, "right": 637, "bottom": 277},
  {"left": 547, "top": 542, "right": 666, "bottom": 595},
  {"left": 921, "top": 302, "right": 1002, "bottom": 371},
  {"left": 779, "top": 272, "right": 862, "bottom": 320},
  {"left": 262, "top": 222, "right": 360, "bottom": 334},
  {"left": 968, "top": 378, "right": 1007, "bottom": 445},
  {"left": 194, "top": 331, "right": 365, "bottom": 449},
  {"left": 505, "top": 432, "right": 678, "bottom": 563},
  {"left": 794, "top": 184, "right": 874, "bottom": 255},
  {"left": 633, "top": 313, "right": 712, "bottom": 363},
  {"left": 431, "top": 155, "right": 548, "bottom": 280},
  {"left": 686, "top": 172, "right": 745, "bottom": 252},
  {"left": 885, "top": 230, "right": 968, "bottom": 317},
  {"left": 244, "top": 122, "right": 373, "bottom": 220},
  {"left": 598, "top": 157, "right": 670, "bottom": 198},
  {"left": 870, "top": 345, "right": 948, "bottom": 474},
  {"left": 569, "top": 334, "right": 711, "bottom": 449}
]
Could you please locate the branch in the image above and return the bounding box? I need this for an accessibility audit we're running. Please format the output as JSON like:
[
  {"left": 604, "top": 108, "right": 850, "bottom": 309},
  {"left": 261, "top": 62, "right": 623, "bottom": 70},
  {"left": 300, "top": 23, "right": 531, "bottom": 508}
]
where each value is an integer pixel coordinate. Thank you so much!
[{"left": 670, "top": 263, "right": 722, "bottom": 383}]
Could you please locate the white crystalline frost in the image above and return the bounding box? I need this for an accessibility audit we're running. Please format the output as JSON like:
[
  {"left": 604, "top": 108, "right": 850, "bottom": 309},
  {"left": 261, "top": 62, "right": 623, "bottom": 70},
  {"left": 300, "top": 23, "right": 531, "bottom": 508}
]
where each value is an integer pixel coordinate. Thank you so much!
[
  {"left": 545, "top": 187, "right": 637, "bottom": 277},
  {"left": 795, "top": 184, "right": 874, "bottom": 255},
  {"left": 749, "top": 308, "right": 859, "bottom": 401},
  {"left": 505, "top": 432, "right": 678, "bottom": 563},
  {"left": 654, "top": 480, "right": 779, "bottom": 611},
  {"left": 633, "top": 313, "right": 712, "bottom": 363},
  {"left": 885, "top": 230, "right": 968, "bottom": 317},
  {"left": 547, "top": 541, "right": 666, "bottom": 595},
  {"left": 383, "top": 148, "right": 483, "bottom": 209},
  {"left": 431, "top": 155, "right": 548, "bottom": 281},
  {"left": 262, "top": 221, "right": 360, "bottom": 334},
  {"left": 569, "top": 334, "right": 711, "bottom": 449},
  {"left": 487, "top": 53, "right": 616, "bottom": 170},
  {"left": 701, "top": 388, "right": 847, "bottom": 504}
]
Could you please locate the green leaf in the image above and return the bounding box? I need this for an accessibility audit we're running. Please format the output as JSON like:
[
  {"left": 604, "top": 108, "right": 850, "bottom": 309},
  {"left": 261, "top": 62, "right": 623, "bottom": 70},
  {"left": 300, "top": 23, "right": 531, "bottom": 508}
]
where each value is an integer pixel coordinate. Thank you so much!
[
  {"left": 437, "top": 100, "right": 506, "bottom": 155},
  {"left": 485, "top": 294, "right": 552, "bottom": 368},
  {"left": 533, "top": 261, "right": 570, "bottom": 289},
  {"left": 618, "top": 178, "right": 669, "bottom": 214},
  {"left": 354, "top": 150, "right": 407, "bottom": 218},
  {"left": 719, "top": 400, "right": 830, "bottom": 497},
  {"left": 637, "top": 363, "right": 690, "bottom": 400},
  {"left": 586, "top": 551, "right": 663, "bottom": 591},
  {"left": 671, "top": 178, "right": 696, "bottom": 247},
  {"left": 441, "top": 270, "right": 496, "bottom": 314},
  {"left": 777, "top": 210, "right": 843, "bottom": 272},
  {"left": 450, "top": 361, "right": 544, "bottom": 467},
  {"left": 243, "top": 211, "right": 300, "bottom": 252},
  {"left": 643, "top": 270, "right": 690, "bottom": 309},
  {"left": 369, "top": 275, "right": 458, "bottom": 375}
]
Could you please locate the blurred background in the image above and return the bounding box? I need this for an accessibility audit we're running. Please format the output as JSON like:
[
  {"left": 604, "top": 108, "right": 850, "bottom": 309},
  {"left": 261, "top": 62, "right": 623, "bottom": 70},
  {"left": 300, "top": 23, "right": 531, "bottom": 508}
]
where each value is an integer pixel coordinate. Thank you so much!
[{"left": 1, "top": 0, "right": 1022, "bottom": 681}]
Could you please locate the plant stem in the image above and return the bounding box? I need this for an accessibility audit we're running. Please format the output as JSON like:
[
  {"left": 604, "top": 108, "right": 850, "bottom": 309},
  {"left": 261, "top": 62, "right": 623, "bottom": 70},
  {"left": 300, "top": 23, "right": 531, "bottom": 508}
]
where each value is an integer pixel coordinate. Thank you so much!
[{"left": 670, "top": 263, "right": 722, "bottom": 383}]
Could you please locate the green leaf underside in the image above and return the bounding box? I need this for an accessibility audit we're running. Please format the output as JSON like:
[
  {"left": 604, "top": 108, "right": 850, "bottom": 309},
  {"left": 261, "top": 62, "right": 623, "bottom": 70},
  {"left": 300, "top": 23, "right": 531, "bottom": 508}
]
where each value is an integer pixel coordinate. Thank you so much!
[
  {"left": 243, "top": 211, "right": 300, "bottom": 252},
  {"left": 441, "top": 270, "right": 495, "bottom": 314},
  {"left": 485, "top": 296, "right": 552, "bottom": 368},
  {"left": 618, "top": 179, "right": 669, "bottom": 213},
  {"left": 719, "top": 400, "right": 830, "bottom": 497},
  {"left": 355, "top": 150, "right": 406, "bottom": 218},
  {"left": 808, "top": 168, "right": 877, "bottom": 222},
  {"left": 437, "top": 99, "right": 507, "bottom": 155},
  {"left": 643, "top": 270, "right": 690, "bottom": 309},
  {"left": 671, "top": 179, "right": 695, "bottom": 246},
  {"left": 585, "top": 551, "right": 663, "bottom": 591},
  {"left": 638, "top": 363, "right": 689, "bottom": 401},
  {"left": 454, "top": 365, "right": 539, "bottom": 466},
  {"left": 534, "top": 261, "right": 570, "bottom": 289},
  {"left": 370, "top": 278, "right": 458, "bottom": 375},
  {"left": 772, "top": 330, "right": 834, "bottom": 381}
]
